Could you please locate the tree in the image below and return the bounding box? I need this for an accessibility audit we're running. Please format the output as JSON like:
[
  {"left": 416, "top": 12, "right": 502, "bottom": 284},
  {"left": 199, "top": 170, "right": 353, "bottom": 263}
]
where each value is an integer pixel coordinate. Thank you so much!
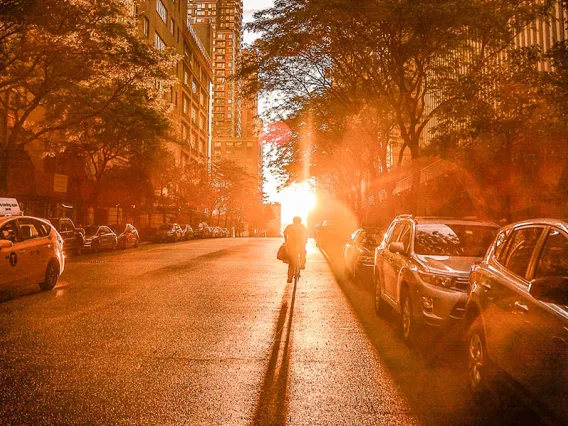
[
  {"left": 242, "top": 0, "right": 550, "bottom": 213},
  {"left": 62, "top": 89, "right": 170, "bottom": 219},
  {"left": 212, "top": 159, "right": 263, "bottom": 233},
  {"left": 0, "top": 0, "right": 175, "bottom": 191}
]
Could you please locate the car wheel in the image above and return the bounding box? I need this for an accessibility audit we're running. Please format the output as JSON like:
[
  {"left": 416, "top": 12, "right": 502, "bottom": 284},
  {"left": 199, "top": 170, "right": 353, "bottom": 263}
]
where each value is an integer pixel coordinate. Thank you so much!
[
  {"left": 400, "top": 290, "right": 418, "bottom": 346},
  {"left": 374, "top": 274, "right": 387, "bottom": 316},
  {"left": 39, "top": 260, "right": 59, "bottom": 291},
  {"left": 134, "top": 239, "right": 139, "bottom": 248},
  {"left": 92, "top": 241, "right": 100, "bottom": 253},
  {"left": 468, "top": 318, "right": 493, "bottom": 396}
]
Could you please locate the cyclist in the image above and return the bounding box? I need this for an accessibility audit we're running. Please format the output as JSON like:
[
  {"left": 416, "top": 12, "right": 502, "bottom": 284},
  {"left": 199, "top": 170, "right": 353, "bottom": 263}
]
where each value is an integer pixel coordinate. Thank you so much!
[{"left": 283, "top": 216, "right": 308, "bottom": 283}]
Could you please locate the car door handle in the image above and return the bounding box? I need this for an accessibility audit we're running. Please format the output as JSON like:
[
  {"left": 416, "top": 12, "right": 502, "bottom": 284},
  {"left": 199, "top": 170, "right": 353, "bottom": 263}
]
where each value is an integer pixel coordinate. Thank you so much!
[
  {"left": 512, "top": 301, "right": 529, "bottom": 313},
  {"left": 480, "top": 281, "right": 492, "bottom": 291},
  {"left": 18, "top": 249, "right": 26, "bottom": 254}
]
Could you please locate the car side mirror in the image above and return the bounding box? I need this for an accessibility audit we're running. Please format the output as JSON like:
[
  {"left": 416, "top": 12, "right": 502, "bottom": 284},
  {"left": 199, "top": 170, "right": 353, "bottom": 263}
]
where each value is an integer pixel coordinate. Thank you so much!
[
  {"left": 0, "top": 240, "right": 14, "bottom": 249},
  {"left": 530, "top": 277, "right": 568, "bottom": 305},
  {"left": 389, "top": 242, "right": 406, "bottom": 254}
]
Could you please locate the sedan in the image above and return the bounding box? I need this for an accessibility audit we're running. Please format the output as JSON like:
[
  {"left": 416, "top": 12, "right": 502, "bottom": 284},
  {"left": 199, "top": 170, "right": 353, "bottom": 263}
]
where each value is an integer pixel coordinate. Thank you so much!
[
  {"left": 112, "top": 224, "right": 140, "bottom": 249},
  {"left": 181, "top": 224, "right": 194, "bottom": 241},
  {"left": 344, "top": 228, "right": 384, "bottom": 285},
  {"left": 153, "top": 224, "right": 182, "bottom": 243},
  {"left": 83, "top": 225, "right": 118, "bottom": 253},
  {"left": 465, "top": 218, "right": 568, "bottom": 423},
  {"left": 0, "top": 215, "right": 65, "bottom": 291}
]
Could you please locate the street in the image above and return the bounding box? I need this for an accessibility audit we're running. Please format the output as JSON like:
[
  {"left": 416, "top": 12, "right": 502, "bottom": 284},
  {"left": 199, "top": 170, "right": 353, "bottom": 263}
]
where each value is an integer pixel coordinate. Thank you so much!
[{"left": 0, "top": 238, "right": 542, "bottom": 425}]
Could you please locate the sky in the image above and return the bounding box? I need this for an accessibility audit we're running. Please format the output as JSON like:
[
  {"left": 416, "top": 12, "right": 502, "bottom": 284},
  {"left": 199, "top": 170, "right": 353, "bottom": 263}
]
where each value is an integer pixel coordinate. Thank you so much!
[{"left": 243, "top": 0, "right": 274, "bottom": 42}]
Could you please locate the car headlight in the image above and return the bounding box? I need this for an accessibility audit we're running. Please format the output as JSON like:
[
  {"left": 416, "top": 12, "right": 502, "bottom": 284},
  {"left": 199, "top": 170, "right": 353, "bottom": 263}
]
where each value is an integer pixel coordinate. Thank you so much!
[{"left": 418, "top": 271, "right": 455, "bottom": 288}]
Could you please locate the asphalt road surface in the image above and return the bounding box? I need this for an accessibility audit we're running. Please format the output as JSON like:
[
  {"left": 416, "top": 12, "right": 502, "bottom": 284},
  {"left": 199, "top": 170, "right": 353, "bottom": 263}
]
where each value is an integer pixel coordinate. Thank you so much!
[{"left": 0, "top": 238, "right": 543, "bottom": 425}]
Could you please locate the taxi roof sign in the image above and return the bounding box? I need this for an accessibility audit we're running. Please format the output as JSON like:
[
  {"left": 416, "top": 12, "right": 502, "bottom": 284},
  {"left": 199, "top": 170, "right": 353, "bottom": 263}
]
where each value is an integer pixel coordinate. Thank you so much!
[{"left": 0, "top": 198, "right": 22, "bottom": 216}]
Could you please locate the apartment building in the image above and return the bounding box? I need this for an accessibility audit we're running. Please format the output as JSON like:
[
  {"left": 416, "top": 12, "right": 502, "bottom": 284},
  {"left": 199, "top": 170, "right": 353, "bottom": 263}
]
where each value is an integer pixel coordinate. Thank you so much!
[
  {"left": 139, "top": 0, "right": 213, "bottom": 166},
  {"left": 188, "top": 0, "right": 243, "bottom": 139},
  {"left": 422, "top": 1, "right": 568, "bottom": 147},
  {"left": 188, "top": 0, "right": 262, "bottom": 194}
]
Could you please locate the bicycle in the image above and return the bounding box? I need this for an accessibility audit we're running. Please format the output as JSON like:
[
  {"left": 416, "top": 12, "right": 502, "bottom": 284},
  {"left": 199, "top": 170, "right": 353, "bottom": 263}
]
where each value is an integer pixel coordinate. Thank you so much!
[{"left": 287, "top": 253, "right": 301, "bottom": 284}]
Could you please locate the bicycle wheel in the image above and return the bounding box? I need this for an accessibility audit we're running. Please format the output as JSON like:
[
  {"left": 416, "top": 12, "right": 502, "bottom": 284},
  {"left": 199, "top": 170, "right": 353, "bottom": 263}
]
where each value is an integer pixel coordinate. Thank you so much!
[{"left": 293, "top": 254, "right": 301, "bottom": 284}]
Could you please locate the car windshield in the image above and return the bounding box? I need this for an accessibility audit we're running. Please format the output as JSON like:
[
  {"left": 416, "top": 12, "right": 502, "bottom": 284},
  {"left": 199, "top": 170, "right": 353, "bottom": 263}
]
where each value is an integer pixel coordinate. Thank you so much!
[
  {"left": 159, "top": 225, "right": 171, "bottom": 231},
  {"left": 363, "top": 233, "right": 383, "bottom": 248},
  {"left": 85, "top": 226, "right": 99, "bottom": 236},
  {"left": 414, "top": 224, "right": 498, "bottom": 257}
]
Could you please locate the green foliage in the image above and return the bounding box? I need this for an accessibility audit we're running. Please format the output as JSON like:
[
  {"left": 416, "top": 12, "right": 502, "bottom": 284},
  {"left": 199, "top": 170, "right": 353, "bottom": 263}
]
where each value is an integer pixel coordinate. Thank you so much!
[
  {"left": 0, "top": 0, "right": 175, "bottom": 150},
  {"left": 241, "top": 0, "right": 550, "bottom": 214}
]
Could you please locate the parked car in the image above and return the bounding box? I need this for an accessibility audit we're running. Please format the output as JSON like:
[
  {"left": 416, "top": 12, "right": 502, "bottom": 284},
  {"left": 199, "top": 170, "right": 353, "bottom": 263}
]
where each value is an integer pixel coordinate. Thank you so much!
[
  {"left": 195, "top": 223, "right": 212, "bottom": 239},
  {"left": 48, "top": 217, "right": 85, "bottom": 255},
  {"left": 222, "top": 228, "right": 230, "bottom": 238},
  {"left": 83, "top": 225, "right": 117, "bottom": 252},
  {"left": 181, "top": 224, "right": 194, "bottom": 241},
  {"left": 344, "top": 228, "right": 384, "bottom": 284},
  {"left": 213, "top": 226, "right": 225, "bottom": 238},
  {"left": 373, "top": 215, "right": 499, "bottom": 345},
  {"left": 317, "top": 220, "right": 352, "bottom": 250},
  {"left": 0, "top": 214, "right": 65, "bottom": 291},
  {"left": 112, "top": 224, "right": 140, "bottom": 249},
  {"left": 465, "top": 218, "right": 568, "bottom": 423},
  {"left": 153, "top": 223, "right": 182, "bottom": 243}
]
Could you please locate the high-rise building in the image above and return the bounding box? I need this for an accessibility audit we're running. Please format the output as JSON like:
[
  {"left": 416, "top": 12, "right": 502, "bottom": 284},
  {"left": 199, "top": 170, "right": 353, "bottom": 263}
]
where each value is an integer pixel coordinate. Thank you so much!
[
  {"left": 138, "top": 0, "right": 213, "bottom": 167},
  {"left": 188, "top": 0, "right": 243, "bottom": 139},
  {"left": 188, "top": 0, "right": 262, "bottom": 193}
]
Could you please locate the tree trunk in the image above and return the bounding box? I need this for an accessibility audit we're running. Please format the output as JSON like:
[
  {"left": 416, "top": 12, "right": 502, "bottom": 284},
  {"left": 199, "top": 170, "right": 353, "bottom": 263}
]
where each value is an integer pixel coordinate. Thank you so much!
[
  {"left": 0, "top": 147, "right": 11, "bottom": 193},
  {"left": 408, "top": 143, "right": 421, "bottom": 215},
  {"left": 502, "top": 139, "right": 513, "bottom": 222}
]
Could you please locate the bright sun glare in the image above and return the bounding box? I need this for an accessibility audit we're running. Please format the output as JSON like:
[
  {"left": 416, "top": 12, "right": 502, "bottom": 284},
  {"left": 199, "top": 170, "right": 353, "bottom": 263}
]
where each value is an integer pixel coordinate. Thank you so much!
[{"left": 278, "top": 182, "right": 317, "bottom": 228}]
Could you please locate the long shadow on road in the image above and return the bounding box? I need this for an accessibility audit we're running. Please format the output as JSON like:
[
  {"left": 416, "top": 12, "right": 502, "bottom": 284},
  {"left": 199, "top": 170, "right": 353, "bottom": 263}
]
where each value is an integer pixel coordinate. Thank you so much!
[
  {"left": 253, "top": 277, "right": 297, "bottom": 425},
  {"left": 320, "top": 242, "right": 543, "bottom": 426}
]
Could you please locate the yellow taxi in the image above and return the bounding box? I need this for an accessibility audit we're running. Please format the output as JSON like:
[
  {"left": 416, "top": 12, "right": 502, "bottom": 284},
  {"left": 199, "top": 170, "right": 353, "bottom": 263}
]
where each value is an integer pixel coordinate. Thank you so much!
[{"left": 0, "top": 198, "right": 65, "bottom": 291}]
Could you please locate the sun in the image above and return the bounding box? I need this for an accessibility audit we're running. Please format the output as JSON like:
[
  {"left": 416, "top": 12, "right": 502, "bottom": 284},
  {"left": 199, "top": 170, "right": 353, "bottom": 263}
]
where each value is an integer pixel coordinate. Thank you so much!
[{"left": 278, "top": 182, "right": 316, "bottom": 227}]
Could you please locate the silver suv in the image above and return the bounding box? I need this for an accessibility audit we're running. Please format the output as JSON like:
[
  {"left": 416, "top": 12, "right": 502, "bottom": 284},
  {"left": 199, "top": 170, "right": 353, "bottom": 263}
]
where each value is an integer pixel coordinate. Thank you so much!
[{"left": 373, "top": 215, "right": 499, "bottom": 345}]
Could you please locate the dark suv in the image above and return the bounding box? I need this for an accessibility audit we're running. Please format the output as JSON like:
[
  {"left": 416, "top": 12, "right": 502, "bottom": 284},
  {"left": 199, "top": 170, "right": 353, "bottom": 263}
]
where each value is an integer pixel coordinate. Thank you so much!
[
  {"left": 373, "top": 215, "right": 499, "bottom": 345},
  {"left": 465, "top": 218, "right": 568, "bottom": 423},
  {"left": 48, "top": 218, "right": 85, "bottom": 255}
]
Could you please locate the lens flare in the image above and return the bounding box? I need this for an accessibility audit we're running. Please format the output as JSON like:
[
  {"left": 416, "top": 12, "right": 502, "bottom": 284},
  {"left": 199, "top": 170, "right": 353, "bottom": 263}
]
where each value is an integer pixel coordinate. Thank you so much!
[{"left": 278, "top": 182, "right": 316, "bottom": 227}]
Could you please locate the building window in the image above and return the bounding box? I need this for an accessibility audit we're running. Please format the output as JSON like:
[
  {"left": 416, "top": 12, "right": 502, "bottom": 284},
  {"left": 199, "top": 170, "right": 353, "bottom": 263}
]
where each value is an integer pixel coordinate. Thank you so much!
[
  {"left": 182, "top": 124, "right": 189, "bottom": 143},
  {"left": 192, "top": 81, "right": 197, "bottom": 94},
  {"left": 170, "top": 18, "right": 175, "bottom": 35},
  {"left": 156, "top": 0, "right": 167, "bottom": 24},
  {"left": 143, "top": 17, "right": 150, "bottom": 38},
  {"left": 191, "top": 108, "right": 197, "bottom": 123},
  {"left": 154, "top": 32, "right": 166, "bottom": 50},
  {"left": 182, "top": 95, "right": 189, "bottom": 114}
]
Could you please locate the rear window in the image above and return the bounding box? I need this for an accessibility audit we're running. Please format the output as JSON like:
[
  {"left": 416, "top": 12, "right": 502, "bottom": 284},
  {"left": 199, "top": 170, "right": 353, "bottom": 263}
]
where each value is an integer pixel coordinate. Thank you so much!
[
  {"left": 85, "top": 226, "right": 99, "bottom": 236},
  {"left": 415, "top": 224, "right": 498, "bottom": 257}
]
